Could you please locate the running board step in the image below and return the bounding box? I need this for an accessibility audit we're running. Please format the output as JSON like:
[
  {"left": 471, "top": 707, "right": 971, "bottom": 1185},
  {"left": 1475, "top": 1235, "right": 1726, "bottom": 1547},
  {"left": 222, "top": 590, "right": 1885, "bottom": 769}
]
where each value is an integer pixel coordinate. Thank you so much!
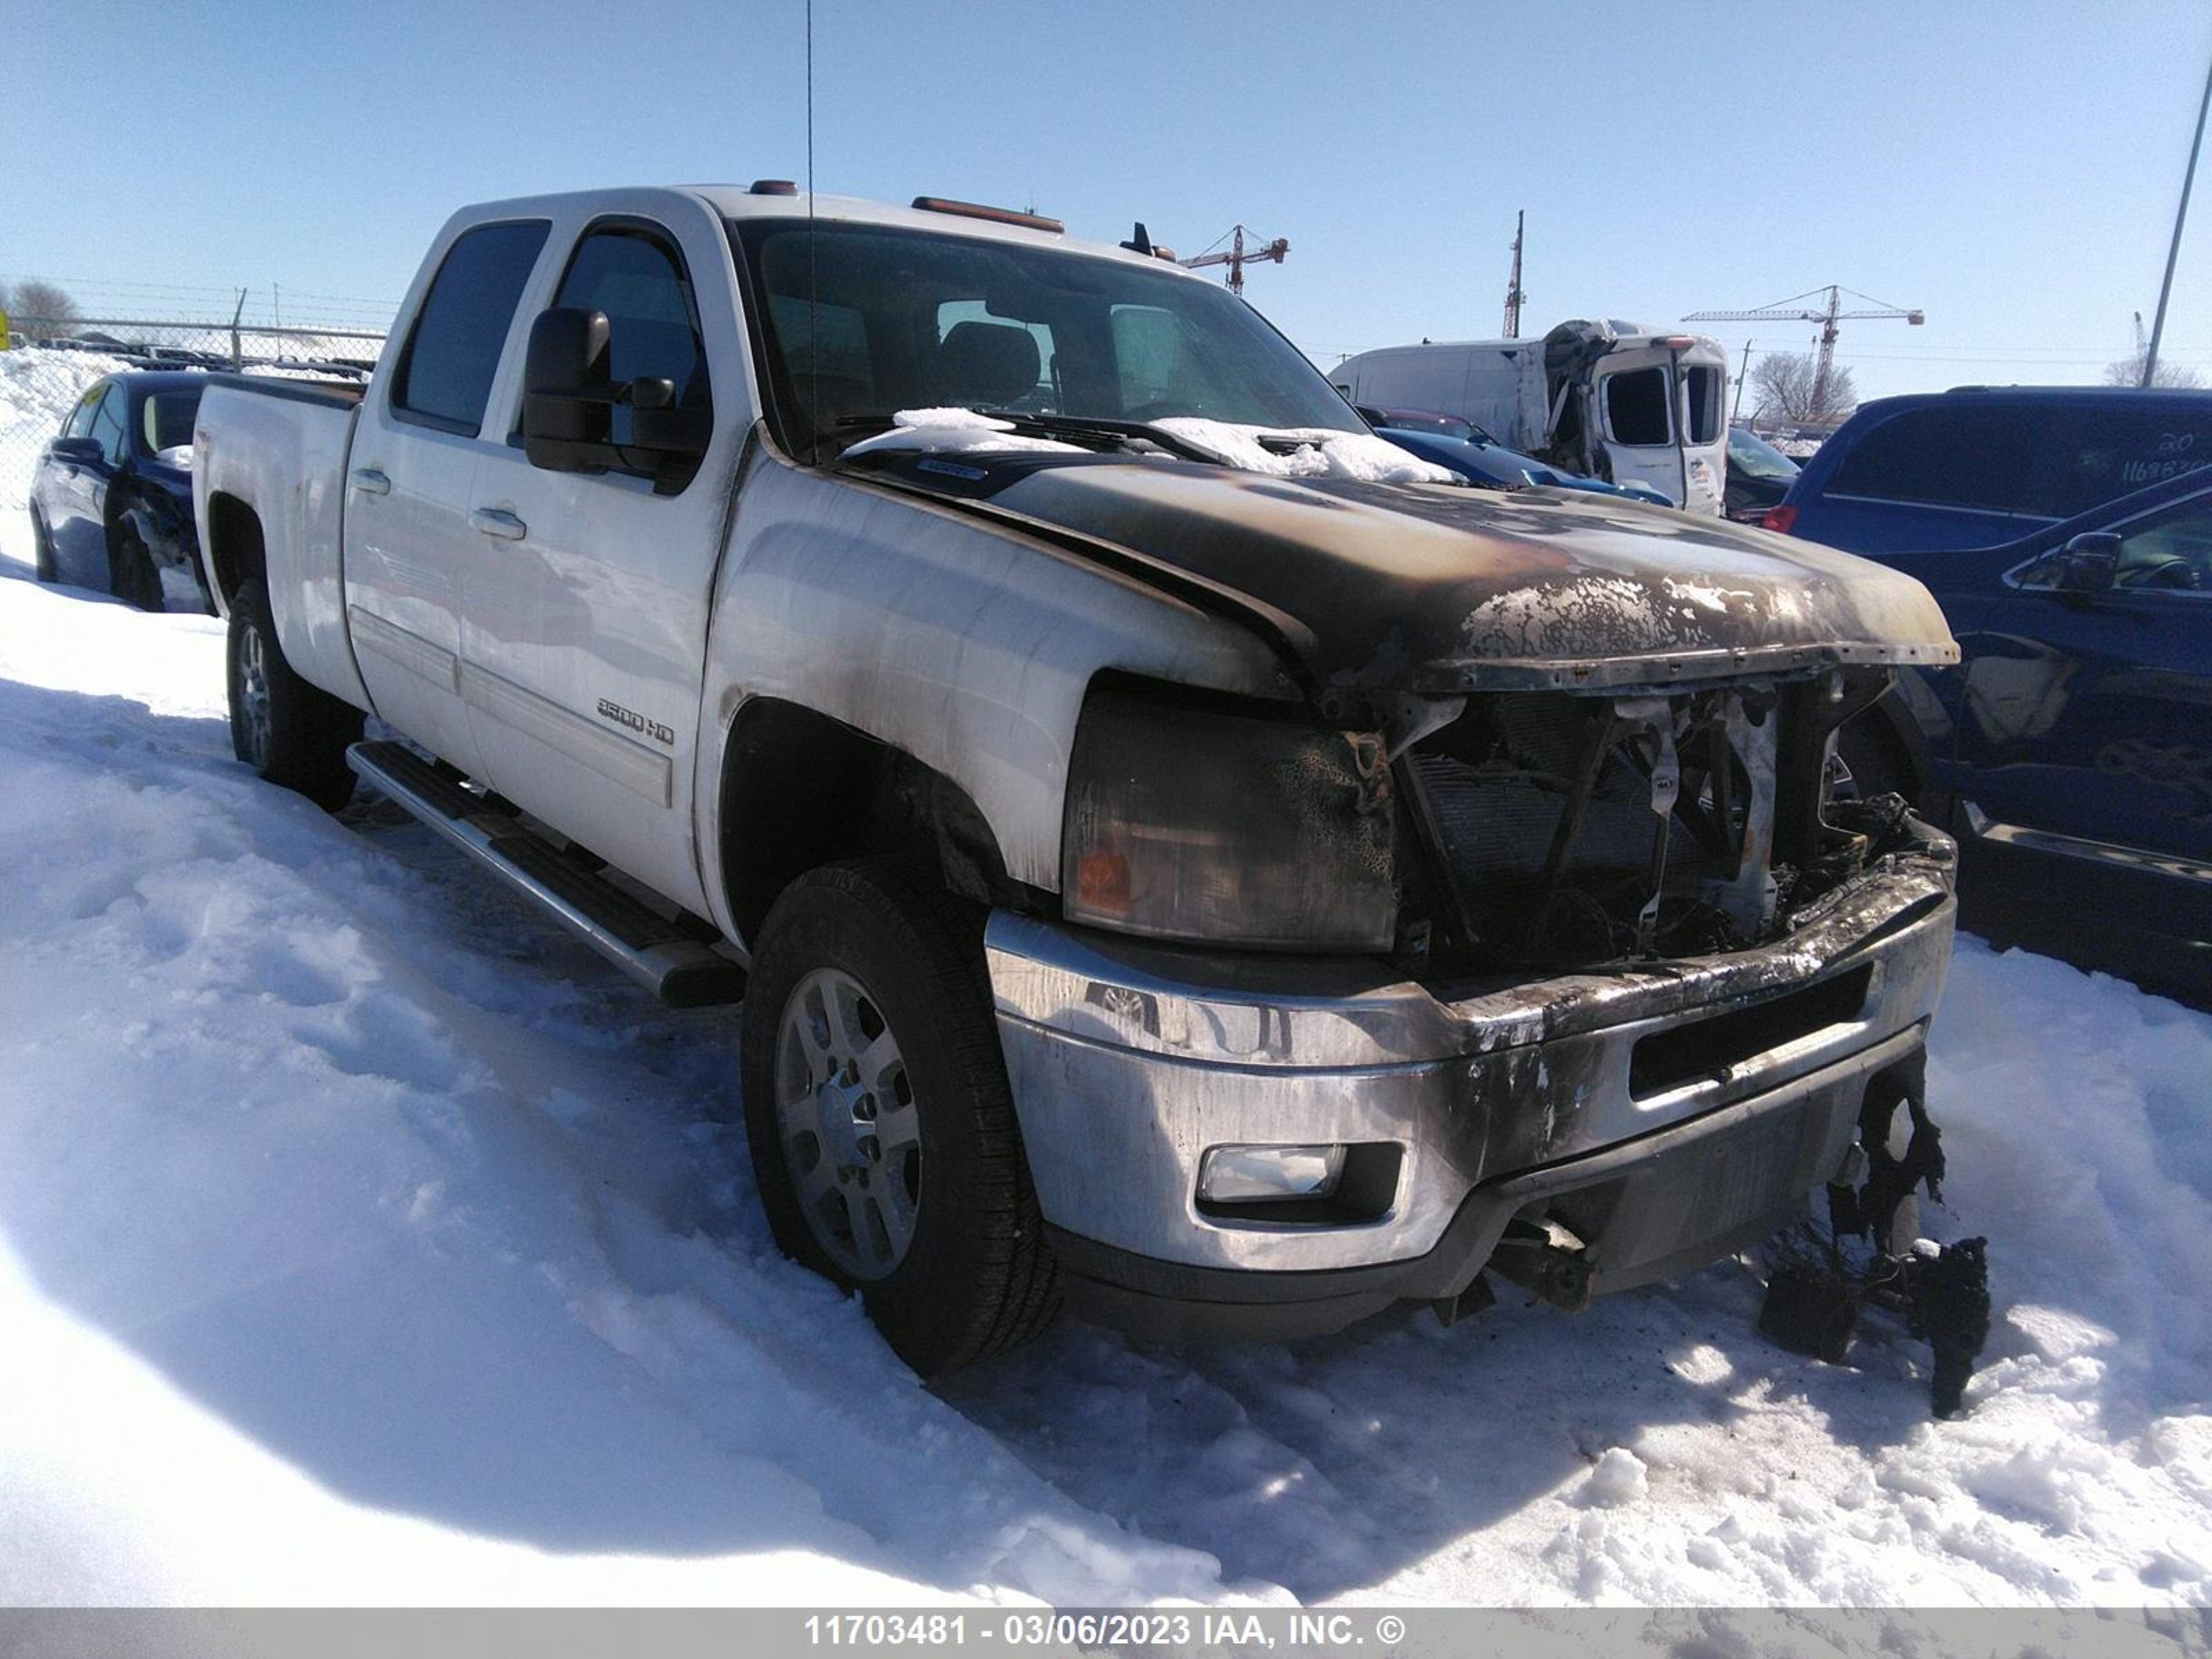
[{"left": 347, "top": 740, "right": 746, "bottom": 1008}]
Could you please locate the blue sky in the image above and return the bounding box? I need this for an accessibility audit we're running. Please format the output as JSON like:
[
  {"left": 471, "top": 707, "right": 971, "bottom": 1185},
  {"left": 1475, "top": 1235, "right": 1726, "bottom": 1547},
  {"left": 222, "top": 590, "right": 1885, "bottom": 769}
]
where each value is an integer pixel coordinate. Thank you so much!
[{"left": 5, "top": 0, "right": 2209, "bottom": 404}]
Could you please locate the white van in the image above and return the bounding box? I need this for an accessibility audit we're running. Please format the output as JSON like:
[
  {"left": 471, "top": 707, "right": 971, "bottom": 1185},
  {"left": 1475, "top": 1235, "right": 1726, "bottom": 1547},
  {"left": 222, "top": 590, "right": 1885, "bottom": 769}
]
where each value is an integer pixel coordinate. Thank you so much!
[{"left": 1332, "top": 320, "right": 1731, "bottom": 514}]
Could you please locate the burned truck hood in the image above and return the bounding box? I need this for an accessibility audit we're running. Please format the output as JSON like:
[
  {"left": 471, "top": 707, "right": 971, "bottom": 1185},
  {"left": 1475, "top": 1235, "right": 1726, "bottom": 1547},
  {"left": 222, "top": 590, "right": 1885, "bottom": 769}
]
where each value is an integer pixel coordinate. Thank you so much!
[{"left": 850, "top": 450, "right": 1958, "bottom": 695}]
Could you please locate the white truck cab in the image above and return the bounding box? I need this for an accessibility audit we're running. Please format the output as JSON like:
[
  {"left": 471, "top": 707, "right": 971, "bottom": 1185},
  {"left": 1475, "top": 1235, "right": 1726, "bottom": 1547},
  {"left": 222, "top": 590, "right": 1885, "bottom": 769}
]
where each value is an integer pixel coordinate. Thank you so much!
[
  {"left": 195, "top": 186, "right": 1959, "bottom": 1376},
  {"left": 1330, "top": 321, "right": 1733, "bottom": 513}
]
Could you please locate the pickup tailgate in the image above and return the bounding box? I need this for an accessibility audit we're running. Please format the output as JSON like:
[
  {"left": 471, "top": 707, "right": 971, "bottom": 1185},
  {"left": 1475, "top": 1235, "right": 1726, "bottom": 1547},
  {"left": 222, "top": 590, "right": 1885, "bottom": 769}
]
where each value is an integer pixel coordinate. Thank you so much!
[{"left": 194, "top": 376, "right": 371, "bottom": 710}]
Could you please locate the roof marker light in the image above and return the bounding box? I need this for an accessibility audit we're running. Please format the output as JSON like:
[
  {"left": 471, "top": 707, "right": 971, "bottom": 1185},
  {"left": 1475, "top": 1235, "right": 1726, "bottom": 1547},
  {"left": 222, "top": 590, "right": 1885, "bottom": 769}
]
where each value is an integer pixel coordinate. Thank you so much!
[{"left": 911, "top": 196, "right": 1064, "bottom": 234}]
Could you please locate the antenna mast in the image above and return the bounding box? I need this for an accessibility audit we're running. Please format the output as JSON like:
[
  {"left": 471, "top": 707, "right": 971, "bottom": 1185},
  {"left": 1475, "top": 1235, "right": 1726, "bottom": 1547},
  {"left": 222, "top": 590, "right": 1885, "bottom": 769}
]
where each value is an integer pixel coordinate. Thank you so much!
[{"left": 1503, "top": 210, "right": 1525, "bottom": 337}]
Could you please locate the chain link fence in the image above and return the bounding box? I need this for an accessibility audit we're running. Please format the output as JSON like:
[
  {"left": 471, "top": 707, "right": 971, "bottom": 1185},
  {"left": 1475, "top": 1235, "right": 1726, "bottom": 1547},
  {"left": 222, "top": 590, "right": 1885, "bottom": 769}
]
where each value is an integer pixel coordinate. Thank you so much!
[{"left": 1, "top": 317, "right": 387, "bottom": 568}]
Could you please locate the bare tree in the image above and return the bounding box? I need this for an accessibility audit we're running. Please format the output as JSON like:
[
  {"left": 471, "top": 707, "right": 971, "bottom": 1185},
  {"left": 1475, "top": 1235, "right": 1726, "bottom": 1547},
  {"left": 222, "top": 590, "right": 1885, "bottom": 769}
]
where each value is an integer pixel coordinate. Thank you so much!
[
  {"left": 2104, "top": 349, "right": 2204, "bottom": 388},
  {"left": 1749, "top": 351, "right": 1858, "bottom": 424},
  {"left": 2, "top": 279, "right": 79, "bottom": 337}
]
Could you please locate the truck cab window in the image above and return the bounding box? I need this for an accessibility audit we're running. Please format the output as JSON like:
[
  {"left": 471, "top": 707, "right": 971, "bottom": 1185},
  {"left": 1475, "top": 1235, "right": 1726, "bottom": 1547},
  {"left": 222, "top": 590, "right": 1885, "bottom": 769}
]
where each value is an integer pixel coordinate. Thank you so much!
[
  {"left": 1604, "top": 367, "right": 1671, "bottom": 447},
  {"left": 1685, "top": 366, "right": 1722, "bottom": 444},
  {"left": 554, "top": 227, "right": 712, "bottom": 459},
  {"left": 391, "top": 220, "right": 551, "bottom": 435}
]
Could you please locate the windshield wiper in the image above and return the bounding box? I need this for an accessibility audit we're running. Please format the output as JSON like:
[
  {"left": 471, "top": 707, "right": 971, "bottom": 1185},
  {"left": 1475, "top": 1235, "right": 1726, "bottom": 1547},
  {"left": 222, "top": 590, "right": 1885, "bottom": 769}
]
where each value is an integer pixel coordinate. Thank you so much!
[{"left": 973, "top": 412, "right": 1228, "bottom": 465}]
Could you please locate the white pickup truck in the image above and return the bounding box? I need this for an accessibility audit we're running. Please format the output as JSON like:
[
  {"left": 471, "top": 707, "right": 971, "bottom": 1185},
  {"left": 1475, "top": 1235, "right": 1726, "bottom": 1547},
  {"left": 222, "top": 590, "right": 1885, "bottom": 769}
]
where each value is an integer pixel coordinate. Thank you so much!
[{"left": 194, "top": 185, "right": 1963, "bottom": 1376}]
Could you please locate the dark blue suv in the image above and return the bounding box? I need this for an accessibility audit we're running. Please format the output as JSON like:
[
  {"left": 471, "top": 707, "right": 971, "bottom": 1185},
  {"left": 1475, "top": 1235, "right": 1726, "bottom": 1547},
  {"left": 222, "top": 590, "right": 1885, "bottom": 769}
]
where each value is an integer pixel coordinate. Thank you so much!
[
  {"left": 1772, "top": 385, "right": 2212, "bottom": 553},
  {"left": 1837, "top": 467, "right": 2212, "bottom": 997}
]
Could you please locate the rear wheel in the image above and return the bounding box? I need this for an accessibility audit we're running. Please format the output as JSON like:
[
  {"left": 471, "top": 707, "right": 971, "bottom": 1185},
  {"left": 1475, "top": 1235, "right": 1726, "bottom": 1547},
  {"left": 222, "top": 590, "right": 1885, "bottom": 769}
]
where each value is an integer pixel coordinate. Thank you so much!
[
  {"left": 108, "top": 526, "right": 163, "bottom": 612},
  {"left": 226, "top": 578, "right": 363, "bottom": 810},
  {"left": 30, "top": 510, "right": 56, "bottom": 583},
  {"left": 739, "top": 859, "right": 1058, "bottom": 1376}
]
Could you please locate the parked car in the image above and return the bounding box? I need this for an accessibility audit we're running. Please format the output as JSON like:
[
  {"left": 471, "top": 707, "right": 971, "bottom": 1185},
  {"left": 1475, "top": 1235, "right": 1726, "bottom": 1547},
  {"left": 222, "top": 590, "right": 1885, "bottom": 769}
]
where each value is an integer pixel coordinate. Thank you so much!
[
  {"left": 194, "top": 184, "right": 1962, "bottom": 1376},
  {"left": 1369, "top": 415, "right": 1676, "bottom": 505},
  {"left": 1768, "top": 385, "right": 2212, "bottom": 552},
  {"left": 1725, "top": 425, "right": 1800, "bottom": 521},
  {"left": 1357, "top": 406, "right": 1480, "bottom": 439},
  {"left": 1838, "top": 467, "right": 2211, "bottom": 997},
  {"left": 30, "top": 370, "right": 212, "bottom": 612},
  {"left": 1330, "top": 322, "right": 1733, "bottom": 512}
]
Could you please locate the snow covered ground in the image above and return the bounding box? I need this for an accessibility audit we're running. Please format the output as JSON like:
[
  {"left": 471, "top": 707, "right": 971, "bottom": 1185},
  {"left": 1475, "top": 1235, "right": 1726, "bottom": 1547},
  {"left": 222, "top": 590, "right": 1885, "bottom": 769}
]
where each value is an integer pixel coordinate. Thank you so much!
[{"left": 1, "top": 547, "right": 2209, "bottom": 1610}]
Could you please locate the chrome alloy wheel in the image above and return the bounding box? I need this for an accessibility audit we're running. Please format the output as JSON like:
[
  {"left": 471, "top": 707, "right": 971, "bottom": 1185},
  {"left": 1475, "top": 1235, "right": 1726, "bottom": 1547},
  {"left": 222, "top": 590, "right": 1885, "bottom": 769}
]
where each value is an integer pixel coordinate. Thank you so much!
[
  {"left": 236, "top": 621, "right": 273, "bottom": 767},
  {"left": 774, "top": 966, "right": 921, "bottom": 1280}
]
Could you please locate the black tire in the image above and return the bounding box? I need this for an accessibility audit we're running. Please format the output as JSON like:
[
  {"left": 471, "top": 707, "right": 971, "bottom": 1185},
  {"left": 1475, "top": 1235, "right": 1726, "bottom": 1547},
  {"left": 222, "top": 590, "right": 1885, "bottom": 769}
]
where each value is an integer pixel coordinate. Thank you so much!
[
  {"left": 30, "top": 509, "right": 57, "bottom": 584},
  {"left": 740, "top": 859, "right": 1058, "bottom": 1376},
  {"left": 108, "top": 526, "right": 163, "bottom": 612},
  {"left": 226, "top": 578, "right": 363, "bottom": 811}
]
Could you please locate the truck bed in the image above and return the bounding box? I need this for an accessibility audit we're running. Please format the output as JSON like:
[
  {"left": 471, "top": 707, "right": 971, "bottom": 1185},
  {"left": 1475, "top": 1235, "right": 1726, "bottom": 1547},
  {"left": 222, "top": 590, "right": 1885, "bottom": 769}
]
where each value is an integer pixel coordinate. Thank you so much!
[
  {"left": 203, "top": 372, "right": 369, "bottom": 409},
  {"left": 193, "top": 376, "right": 370, "bottom": 709}
]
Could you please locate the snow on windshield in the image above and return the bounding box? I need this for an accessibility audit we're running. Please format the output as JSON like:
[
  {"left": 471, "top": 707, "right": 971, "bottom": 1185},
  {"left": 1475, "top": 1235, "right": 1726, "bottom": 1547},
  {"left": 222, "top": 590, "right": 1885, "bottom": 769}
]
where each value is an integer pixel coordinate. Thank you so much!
[
  {"left": 1152, "top": 418, "right": 1460, "bottom": 485},
  {"left": 844, "top": 406, "right": 1461, "bottom": 485},
  {"left": 840, "top": 409, "right": 1087, "bottom": 459}
]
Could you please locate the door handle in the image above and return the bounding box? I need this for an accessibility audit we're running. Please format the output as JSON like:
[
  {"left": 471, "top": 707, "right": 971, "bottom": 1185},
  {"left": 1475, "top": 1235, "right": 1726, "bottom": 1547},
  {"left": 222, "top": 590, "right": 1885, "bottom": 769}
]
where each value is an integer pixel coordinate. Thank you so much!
[
  {"left": 350, "top": 467, "right": 392, "bottom": 496},
  {"left": 469, "top": 507, "right": 527, "bottom": 541}
]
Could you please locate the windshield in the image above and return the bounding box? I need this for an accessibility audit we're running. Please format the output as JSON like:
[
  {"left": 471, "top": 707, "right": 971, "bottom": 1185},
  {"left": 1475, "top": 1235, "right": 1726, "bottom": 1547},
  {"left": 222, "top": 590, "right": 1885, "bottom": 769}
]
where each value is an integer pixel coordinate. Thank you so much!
[
  {"left": 728, "top": 219, "right": 1365, "bottom": 460},
  {"left": 1728, "top": 425, "right": 1801, "bottom": 482}
]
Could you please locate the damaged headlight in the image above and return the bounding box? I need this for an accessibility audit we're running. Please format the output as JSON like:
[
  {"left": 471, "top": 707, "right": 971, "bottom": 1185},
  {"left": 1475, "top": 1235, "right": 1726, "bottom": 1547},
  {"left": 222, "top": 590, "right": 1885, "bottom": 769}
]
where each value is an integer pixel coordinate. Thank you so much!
[{"left": 1062, "top": 682, "right": 1396, "bottom": 951}]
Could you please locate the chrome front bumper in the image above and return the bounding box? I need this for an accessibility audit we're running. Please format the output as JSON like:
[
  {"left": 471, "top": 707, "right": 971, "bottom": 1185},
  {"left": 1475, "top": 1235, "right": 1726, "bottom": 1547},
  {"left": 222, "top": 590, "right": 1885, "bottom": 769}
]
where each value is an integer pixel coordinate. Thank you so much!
[{"left": 986, "top": 825, "right": 1956, "bottom": 1338}]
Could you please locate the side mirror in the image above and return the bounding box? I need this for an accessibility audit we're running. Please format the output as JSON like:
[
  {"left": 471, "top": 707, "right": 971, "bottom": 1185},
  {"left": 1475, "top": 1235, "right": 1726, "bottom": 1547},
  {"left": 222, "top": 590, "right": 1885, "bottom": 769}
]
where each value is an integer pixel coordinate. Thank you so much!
[
  {"left": 2056, "top": 531, "right": 2120, "bottom": 594},
  {"left": 50, "top": 435, "right": 103, "bottom": 464},
  {"left": 521, "top": 307, "right": 613, "bottom": 473},
  {"left": 520, "top": 308, "right": 710, "bottom": 476}
]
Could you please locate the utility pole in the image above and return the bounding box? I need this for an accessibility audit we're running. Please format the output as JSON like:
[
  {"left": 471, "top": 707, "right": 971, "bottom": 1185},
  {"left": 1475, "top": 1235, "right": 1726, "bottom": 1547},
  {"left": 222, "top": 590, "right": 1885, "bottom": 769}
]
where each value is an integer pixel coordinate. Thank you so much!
[
  {"left": 1502, "top": 209, "right": 1525, "bottom": 337},
  {"left": 2144, "top": 46, "right": 2212, "bottom": 388},
  {"left": 1732, "top": 339, "right": 1752, "bottom": 424},
  {"left": 1181, "top": 224, "right": 1290, "bottom": 297},
  {"left": 229, "top": 290, "right": 247, "bottom": 371}
]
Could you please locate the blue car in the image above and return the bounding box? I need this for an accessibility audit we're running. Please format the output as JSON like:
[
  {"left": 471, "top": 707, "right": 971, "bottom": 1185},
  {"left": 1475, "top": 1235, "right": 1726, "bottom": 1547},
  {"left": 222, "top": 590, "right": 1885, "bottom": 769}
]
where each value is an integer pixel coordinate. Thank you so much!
[
  {"left": 1771, "top": 384, "right": 2212, "bottom": 553},
  {"left": 1358, "top": 406, "right": 1674, "bottom": 505},
  {"left": 28, "top": 369, "right": 212, "bottom": 612},
  {"left": 1840, "top": 467, "right": 2212, "bottom": 997}
]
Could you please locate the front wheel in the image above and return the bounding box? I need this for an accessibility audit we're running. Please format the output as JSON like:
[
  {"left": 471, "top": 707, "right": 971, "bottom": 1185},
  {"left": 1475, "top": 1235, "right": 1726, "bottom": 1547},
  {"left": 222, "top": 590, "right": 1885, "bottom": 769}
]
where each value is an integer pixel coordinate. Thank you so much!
[
  {"left": 739, "top": 859, "right": 1058, "bottom": 1376},
  {"left": 227, "top": 578, "right": 363, "bottom": 811}
]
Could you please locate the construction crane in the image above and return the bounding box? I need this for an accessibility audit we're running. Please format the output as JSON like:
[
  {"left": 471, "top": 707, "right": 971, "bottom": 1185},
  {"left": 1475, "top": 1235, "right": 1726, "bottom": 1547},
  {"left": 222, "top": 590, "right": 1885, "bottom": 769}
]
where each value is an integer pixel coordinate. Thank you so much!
[
  {"left": 1181, "top": 224, "right": 1288, "bottom": 297},
  {"left": 1503, "top": 209, "right": 1526, "bottom": 337},
  {"left": 1684, "top": 285, "right": 1924, "bottom": 417}
]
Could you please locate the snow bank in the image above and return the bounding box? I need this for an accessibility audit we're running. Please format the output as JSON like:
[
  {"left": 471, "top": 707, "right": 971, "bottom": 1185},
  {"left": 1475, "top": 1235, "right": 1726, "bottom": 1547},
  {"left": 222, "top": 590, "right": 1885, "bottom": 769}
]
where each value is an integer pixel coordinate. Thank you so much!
[
  {"left": 1, "top": 570, "right": 2208, "bottom": 1611},
  {"left": 0, "top": 346, "right": 134, "bottom": 565},
  {"left": 0, "top": 578, "right": 1251, "bottom": 1609}
]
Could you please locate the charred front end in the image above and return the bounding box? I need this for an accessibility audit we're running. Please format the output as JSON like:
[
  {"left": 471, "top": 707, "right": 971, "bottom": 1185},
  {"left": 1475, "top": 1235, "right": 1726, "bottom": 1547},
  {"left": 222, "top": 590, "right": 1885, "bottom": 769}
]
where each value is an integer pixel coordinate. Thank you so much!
[
  {"left": 1397, "top": 668, "right": 1923, "bottom": 981},
  {"left": 980, "top": 480, "right": 1962, "bottom": 1342}
]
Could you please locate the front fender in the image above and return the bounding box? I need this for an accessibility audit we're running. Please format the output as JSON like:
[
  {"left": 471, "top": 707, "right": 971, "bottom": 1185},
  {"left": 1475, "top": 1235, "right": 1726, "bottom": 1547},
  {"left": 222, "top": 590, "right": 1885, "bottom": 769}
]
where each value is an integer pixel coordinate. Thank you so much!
[{"left": 694, "top": 442, "right": 1297, "bottom": 941}]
